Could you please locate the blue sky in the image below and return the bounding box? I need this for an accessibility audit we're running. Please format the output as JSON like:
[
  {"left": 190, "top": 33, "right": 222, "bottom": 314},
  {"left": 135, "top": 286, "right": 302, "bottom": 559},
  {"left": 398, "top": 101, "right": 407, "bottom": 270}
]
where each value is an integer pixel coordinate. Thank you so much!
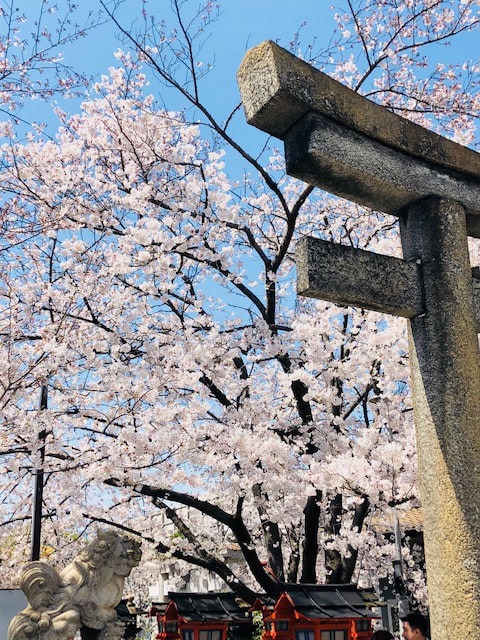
[
  {"left": 13, "top": 1, "right": 479, "bottom": 157},
  {"left": 19, "top": 2, "right": 334, "bottom": 131},
  {"left": 61, "top": 1, "right": 334, "bottom": 80}
]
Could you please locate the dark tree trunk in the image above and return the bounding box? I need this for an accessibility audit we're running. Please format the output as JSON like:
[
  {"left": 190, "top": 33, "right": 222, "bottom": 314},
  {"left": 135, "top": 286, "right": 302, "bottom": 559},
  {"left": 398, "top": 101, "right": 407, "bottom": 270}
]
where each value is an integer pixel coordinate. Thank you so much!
[
  {"left": 325, "top": 494, "right": 343, "bottom": 583},
  {"left": 342, "top": 495, "right": 370, "bottom": 583},
  {"left": 253, "top": 482, "right": 285, "bottom": 581},
  {"left": 301, "top": 491, "right": 321, "bottom": 583},
  {"left": 325, "top": 495, "right": 370, "bottom": 583},
  {"left": 81, "top": 628, "right": 101, "bottom": 640},
  {"left": 286, "top": 524, "right": 301, "bottom": 583}
]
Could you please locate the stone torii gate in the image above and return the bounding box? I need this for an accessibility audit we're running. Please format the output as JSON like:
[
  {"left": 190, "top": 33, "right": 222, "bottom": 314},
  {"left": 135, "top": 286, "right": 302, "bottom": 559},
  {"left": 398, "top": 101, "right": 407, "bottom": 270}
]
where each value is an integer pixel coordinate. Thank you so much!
[{"left": 238, "top": 40, "right": 480, "bottom": 639}]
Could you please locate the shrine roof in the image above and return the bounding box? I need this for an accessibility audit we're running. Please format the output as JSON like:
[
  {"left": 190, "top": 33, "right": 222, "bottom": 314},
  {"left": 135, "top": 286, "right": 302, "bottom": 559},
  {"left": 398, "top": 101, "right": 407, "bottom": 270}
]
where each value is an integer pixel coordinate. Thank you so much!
[
  {"left": 165, "top": 592, "right": 251, "bottom": 623},
  {"left": 278, "top": 584, "right": 381, "bottom": 620}
]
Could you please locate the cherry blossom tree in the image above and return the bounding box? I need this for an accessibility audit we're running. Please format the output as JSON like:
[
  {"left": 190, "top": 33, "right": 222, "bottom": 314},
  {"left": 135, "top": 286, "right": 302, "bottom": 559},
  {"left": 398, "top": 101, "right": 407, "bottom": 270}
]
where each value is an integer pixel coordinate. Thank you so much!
[
  {"left": 0, "top": 0, "right": 479, "bottom": 607},
  {"left": 0, "top": 0, "right": 104, "bottom": 126}
]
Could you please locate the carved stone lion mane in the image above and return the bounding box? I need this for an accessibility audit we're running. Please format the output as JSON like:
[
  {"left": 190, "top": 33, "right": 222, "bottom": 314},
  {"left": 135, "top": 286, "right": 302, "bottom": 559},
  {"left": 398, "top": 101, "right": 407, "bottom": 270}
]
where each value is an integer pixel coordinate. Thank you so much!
[{"left": 8, "top": 530, "right": 142, "bottom": 640}]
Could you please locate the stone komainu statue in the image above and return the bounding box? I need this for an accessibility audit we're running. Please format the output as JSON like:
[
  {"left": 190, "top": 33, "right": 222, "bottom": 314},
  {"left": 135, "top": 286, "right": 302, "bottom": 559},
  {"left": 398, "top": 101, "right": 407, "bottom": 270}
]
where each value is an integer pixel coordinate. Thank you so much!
[{"left": 7, "top": 530, "right": 142, "bottom": 640}]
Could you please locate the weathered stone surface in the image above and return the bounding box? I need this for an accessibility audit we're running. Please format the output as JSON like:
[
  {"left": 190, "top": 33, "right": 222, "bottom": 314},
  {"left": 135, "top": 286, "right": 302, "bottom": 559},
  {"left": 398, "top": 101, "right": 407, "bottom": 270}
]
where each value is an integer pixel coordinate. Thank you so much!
[
  {"left": 297, "top": 236, "right": 480, "bottom": 332},
  {"left": 8, "top": 530, "right": 142, "bottom": 640},
  {"left": 285, "top": 112, "right": 480, "bottom": 230},
  {"left": 296, "top": 236, "right": 423, "bottom": 318},
  {"left": 400, "top": 197, "right": 480, "bottom": 639},
  {"left": 237, "top": 40, "right": 480, "bottom": 236},
  {"left": 237, "top": 40, "right": 480, "bottom": 178},
  {"left": 472, "top": 268, "right": 480, "bottom": 332}
]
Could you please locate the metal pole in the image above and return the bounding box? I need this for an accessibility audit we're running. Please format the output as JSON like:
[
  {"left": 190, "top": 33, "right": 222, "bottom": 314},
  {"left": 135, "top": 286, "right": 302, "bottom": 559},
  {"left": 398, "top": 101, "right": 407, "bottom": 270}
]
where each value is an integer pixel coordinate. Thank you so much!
[
  {"left": 30, "top": 384, "right": 48, "bottom": 562},
  {"left": 392, "top": 510, "right": 410, "bottom": 619}
]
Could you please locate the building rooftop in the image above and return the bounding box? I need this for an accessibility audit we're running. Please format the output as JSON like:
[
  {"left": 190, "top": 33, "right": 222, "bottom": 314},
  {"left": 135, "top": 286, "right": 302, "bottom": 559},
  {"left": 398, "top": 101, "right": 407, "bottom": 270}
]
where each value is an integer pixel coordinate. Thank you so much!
[
  {"left": 164, "top": 592, "right": 251, "bottom": 623},
  {"left": 277, "top": 584, "right": 380, "bottom": 620}
]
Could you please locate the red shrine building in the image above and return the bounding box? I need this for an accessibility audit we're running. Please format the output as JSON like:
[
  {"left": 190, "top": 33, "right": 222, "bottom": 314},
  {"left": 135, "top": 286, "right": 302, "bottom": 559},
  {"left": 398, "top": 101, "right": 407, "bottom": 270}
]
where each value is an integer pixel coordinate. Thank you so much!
[
  {"left": 151, "top": 591, "right": 253, "bottom": 640},
  {"left": 152, "top": 584, "right": 379, "bottom": 640},
  {"left": 260, "top": 585, "right": 379, "bottom": 640}
]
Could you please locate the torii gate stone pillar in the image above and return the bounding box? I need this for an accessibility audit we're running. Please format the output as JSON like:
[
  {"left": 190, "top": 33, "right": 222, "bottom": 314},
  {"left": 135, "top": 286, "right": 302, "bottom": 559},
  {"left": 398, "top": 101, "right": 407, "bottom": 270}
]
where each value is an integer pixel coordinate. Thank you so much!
[{"left": 238, "top": 40, "right": 480, "bottom": 639}]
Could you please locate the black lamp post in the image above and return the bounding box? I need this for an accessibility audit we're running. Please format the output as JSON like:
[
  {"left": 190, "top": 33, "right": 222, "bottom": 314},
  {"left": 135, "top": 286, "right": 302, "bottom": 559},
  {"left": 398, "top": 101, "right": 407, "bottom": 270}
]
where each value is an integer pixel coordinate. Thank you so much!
[{"left": 30, "top": 384, "right": 48, "bottom": 562}]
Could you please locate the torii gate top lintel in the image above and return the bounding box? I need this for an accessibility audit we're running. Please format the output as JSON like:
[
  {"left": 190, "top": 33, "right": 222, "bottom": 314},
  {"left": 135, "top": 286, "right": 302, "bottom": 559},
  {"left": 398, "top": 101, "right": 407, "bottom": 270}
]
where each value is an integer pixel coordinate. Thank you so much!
[{"left": 237, "top": 40, "right": 480, "bottom": 237}]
